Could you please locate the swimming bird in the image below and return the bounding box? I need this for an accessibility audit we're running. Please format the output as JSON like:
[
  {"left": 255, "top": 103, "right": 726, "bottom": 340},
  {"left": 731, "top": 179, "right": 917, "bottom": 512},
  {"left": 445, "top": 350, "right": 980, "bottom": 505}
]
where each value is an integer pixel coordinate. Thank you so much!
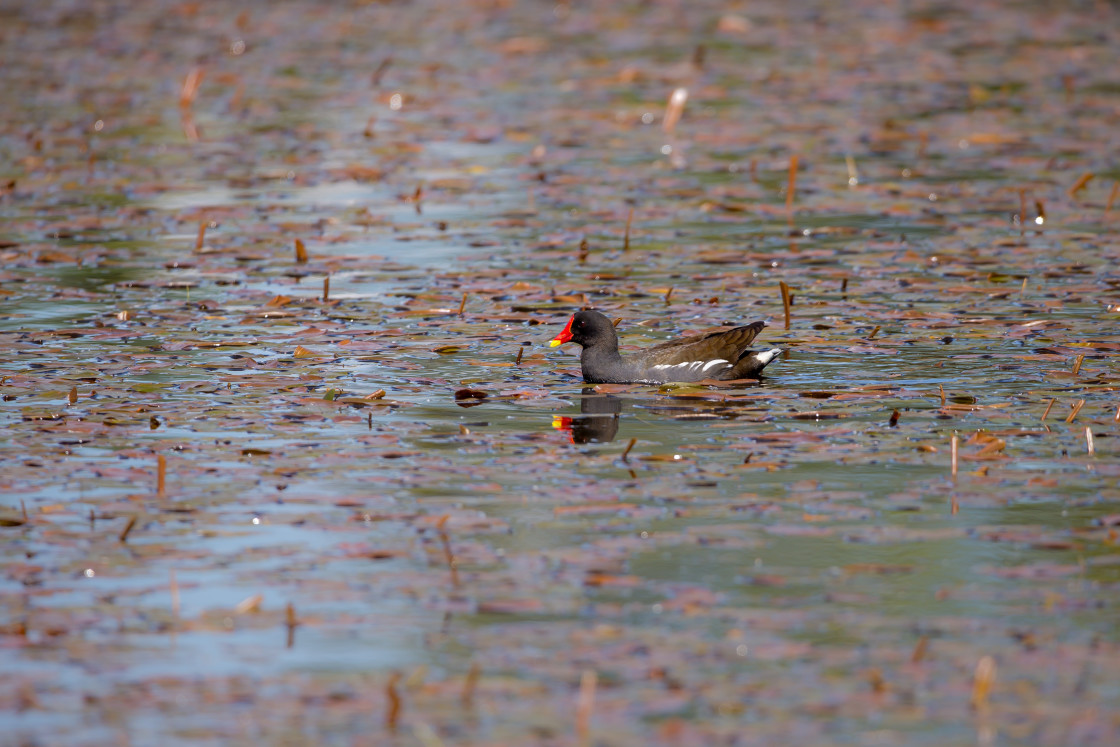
[{"left": 549, "top": 310, "right": 782, "bottom": 384}]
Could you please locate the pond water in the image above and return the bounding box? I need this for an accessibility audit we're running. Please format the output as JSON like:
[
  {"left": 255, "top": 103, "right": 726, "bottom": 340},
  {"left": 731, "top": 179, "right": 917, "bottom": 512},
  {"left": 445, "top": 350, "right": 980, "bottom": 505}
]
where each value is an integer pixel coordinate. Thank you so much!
[{"left": 2, "top": 0, "right": 1119, "bottom": 744}]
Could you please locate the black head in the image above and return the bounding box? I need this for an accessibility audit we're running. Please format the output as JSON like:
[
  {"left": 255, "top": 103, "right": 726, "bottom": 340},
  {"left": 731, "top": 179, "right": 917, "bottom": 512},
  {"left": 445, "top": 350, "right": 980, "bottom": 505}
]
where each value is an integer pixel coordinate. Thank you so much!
[{"left": 549, "top": 309, "right": 617, "bottom": 349}]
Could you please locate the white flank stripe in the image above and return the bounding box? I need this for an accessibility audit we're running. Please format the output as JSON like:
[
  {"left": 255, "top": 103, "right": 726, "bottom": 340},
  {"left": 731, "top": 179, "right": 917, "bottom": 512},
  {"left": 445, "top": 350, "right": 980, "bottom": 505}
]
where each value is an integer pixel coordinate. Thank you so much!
[{"left": 653, "top": 359, "right": 733, "bottom": 373}]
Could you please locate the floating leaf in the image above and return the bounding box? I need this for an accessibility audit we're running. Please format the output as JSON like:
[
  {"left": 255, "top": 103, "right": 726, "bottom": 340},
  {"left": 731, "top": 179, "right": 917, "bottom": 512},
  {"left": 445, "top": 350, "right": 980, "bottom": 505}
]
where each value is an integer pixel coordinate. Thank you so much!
[
  {"left": 234, "top": 594, "right": 264, "bottom": 614},
  {"left": 454, "top": 389, "right": 488, "bottom": 408}
]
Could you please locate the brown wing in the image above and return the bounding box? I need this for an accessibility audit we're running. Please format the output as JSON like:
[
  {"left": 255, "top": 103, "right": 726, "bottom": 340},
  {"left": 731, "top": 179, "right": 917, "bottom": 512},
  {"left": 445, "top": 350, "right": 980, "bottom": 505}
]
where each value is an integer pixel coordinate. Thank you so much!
[{"left": 632, "top": 322, "right": 766, "bottom": 367}]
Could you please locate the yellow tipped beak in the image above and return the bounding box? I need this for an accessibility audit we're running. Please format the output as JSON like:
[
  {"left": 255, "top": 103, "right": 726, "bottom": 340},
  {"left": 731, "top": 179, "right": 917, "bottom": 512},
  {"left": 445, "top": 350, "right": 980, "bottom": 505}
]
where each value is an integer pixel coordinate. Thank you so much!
[{"left": 551, "top": 315, "right": 575, "bottom": 348}]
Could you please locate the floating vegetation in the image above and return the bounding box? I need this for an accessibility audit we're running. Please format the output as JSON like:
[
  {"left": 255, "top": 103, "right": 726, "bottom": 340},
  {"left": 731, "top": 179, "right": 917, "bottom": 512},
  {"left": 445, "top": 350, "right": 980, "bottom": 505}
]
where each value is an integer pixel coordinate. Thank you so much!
[{"left": 1, "top": 0, "right": 1119, "bottom": 745}]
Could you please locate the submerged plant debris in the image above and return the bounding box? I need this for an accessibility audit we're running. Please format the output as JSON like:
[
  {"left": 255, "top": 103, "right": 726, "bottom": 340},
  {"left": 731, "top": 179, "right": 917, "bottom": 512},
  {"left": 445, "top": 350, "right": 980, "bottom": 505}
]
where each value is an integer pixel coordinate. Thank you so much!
[{"left": 2, "top": 0, "right": 1119, "bottom": 744}]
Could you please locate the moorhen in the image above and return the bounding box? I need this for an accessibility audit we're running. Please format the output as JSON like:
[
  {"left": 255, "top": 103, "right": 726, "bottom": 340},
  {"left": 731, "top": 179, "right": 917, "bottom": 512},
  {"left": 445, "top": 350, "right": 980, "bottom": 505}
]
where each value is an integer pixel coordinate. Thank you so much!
[{"left": 549, "top": 310, "right": 782, "bottom": 384}]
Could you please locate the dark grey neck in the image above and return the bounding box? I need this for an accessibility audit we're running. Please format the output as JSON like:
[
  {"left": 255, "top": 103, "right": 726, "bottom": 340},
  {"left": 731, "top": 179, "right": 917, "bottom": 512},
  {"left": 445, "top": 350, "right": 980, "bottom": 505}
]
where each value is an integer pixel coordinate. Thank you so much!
[{"left": 580, "top": 343, "right": 635, "bottom": 384}]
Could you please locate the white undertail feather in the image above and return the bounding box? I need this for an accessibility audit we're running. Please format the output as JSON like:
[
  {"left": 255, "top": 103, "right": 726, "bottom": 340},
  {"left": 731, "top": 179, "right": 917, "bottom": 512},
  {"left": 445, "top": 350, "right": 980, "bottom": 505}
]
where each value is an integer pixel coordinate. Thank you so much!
[{"left": 753, "top": 348, "right": 782, "bottom": 366}]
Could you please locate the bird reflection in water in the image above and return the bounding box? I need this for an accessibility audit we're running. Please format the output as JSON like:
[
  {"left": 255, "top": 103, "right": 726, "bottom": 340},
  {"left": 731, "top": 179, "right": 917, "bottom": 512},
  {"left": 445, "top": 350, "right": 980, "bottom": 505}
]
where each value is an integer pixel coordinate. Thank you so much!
[{"left": 552, "top": 388, "right": 622, "bottom": 443}]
